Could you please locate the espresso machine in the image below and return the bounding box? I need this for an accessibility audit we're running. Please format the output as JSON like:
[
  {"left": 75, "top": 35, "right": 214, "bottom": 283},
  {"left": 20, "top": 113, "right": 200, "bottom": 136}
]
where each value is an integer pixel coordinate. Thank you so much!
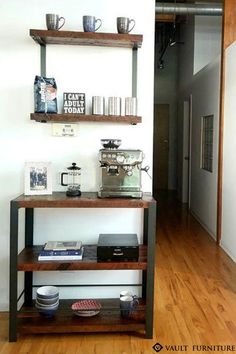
[{"left": 98, "top": 139, "right": 147, "bottom": 198}]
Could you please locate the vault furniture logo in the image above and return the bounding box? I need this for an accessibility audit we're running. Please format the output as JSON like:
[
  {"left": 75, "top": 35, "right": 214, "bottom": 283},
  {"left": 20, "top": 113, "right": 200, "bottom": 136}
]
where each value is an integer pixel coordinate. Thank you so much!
[
  {"left": 153, "top": 343, "right": 163, "bottom": 352},
  {"left": 152, "top": 343, "right": 235, "bottom": 352}
]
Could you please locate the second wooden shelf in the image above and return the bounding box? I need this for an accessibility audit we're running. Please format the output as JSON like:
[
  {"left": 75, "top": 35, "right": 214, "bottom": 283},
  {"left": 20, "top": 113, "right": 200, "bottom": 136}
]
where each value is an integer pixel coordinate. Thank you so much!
[
  {"left": 30, "top": 113, "right": 141, "bottom": 125},
  {"left": 18, "top": 245, "right": 147, "bottom": 271}
]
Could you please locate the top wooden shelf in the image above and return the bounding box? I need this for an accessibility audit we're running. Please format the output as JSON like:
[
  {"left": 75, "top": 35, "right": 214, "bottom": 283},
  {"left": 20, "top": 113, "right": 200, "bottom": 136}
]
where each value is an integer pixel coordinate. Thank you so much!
[
  {"left": 12, "top": 192, "right": 155, "bottom": 209},
  {"left": 30, "top": 29, "right": 143, "bottom": 49}
]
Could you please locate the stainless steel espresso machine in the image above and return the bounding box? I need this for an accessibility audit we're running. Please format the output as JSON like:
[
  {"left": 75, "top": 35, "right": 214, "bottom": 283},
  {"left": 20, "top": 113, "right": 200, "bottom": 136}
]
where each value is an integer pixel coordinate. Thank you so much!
[{"left": 98, "top": 139, "right": 147, "bottom": 198}]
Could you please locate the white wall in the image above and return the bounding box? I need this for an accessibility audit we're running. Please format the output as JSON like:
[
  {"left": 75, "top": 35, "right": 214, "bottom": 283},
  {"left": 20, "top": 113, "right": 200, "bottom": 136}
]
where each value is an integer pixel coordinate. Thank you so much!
[
  {"left": 194, "top": 16, "right": 222, "bottom": 74},
  {"left": 178, "top": 20, "right": 195, "bottom": 95},
  {"left": 177, "top": 17, "right": 221, "bottom": 237},
  {"left": 221, "top": 42, "right": 236, "bottom": 261},
  {"left": 190, "top": 58, "right": 220, "bottom": 236},
  {"left": 0, "top": 0, "right": 155, "bottom": 310}
]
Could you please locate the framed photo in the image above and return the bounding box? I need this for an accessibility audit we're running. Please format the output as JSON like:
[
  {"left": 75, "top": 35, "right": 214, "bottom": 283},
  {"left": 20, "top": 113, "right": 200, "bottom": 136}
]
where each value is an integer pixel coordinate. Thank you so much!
[{"left": 24, "top": 162, "right": 52, "bottom": 195}]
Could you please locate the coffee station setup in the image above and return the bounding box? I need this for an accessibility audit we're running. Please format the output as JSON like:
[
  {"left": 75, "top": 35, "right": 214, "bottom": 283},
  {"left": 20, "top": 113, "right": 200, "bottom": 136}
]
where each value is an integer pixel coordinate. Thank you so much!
[
  {"left": 8, "top": 11, "right": 156, "bottom": 343},
  {"left": 58, "top": 139, "right": 150, "bottom": 199}
]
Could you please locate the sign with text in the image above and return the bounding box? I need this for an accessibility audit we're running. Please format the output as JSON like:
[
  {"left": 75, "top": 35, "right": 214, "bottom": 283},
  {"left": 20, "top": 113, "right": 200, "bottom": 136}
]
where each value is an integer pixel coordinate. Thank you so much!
[{"left": 63, "top": 93, "right": 85, "bottom": 114}]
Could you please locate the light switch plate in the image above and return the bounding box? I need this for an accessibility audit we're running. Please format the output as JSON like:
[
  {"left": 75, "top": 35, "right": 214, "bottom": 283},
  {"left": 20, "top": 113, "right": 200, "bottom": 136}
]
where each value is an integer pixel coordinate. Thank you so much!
[{"left": 52, "top": 123, "right": 77, "bottom": 137}]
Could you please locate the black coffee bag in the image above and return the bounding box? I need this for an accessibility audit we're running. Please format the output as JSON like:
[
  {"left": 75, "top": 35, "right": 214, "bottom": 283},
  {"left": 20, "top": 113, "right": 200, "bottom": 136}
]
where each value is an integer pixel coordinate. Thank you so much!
[{"left": 34, "top": 76, "right": 58, "bottom": 113}]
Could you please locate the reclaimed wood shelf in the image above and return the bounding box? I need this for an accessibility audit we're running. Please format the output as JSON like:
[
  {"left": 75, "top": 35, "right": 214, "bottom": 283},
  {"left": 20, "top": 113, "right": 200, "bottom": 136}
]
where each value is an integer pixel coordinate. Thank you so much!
[
  {"left": 12, "top": 192, "right": 154, "bottom": 209},
  {"left": 30, "top": 29, "right": 143, "bottom": 49},
  {"left": 18, "top": 245, "right": 147, "bottom": 271},
  {"left": 18, "top": 299, "right": 146, "bottom": 335},
  {"left": 30, "top": 113, "right": 142, "bottom": 125}
]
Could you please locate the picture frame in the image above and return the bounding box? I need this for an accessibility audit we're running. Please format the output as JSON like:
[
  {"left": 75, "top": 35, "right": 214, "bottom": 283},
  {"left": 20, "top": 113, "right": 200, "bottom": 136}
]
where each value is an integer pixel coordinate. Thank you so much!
[{"left": 24, "top": 162, "right": 52, "bottom": 195}]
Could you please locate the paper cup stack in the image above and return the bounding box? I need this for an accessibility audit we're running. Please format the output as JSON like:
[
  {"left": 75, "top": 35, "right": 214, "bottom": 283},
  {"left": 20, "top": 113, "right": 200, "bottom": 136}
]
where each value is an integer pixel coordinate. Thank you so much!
[{"left": 35, "top": 286, "right": 59, "bottom": 317}]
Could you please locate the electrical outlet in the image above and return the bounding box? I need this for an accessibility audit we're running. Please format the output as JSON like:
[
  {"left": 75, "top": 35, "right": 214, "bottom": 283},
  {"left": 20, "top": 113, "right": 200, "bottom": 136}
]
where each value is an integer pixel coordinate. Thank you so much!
[{"left": 52, "top": 123, "right": 77, "bottom": 137}]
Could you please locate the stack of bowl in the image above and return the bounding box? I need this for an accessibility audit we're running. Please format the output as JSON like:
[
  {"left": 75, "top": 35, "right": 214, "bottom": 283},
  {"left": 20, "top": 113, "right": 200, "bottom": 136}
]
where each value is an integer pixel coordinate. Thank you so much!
[{"left": 35, "top": 286, "right": 59, "bottom": 317}]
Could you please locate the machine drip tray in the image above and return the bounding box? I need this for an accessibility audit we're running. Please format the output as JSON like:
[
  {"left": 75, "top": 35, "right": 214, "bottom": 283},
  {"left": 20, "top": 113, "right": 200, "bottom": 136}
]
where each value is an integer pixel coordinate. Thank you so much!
[{"left": 98, "top": 191, "right": 143, "bottom": 199}]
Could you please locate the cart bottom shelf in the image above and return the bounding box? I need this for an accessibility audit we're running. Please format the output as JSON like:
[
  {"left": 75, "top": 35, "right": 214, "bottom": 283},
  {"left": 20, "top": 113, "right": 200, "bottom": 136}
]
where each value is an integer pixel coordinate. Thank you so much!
[{"left": 17, "top": 299, "right": 146, "bottom": 335}]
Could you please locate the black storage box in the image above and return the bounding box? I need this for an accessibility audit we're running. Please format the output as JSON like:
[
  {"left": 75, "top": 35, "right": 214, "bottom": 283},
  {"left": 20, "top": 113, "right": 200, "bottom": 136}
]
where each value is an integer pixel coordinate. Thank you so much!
[{"left": 97, "top": 233, "right": 139, "bottom": 262}]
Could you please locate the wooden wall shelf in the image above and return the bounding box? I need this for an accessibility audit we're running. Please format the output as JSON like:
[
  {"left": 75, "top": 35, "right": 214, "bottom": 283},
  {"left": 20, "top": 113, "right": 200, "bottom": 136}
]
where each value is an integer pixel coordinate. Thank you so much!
[
  {"left": 30, "top": 29, "right": 143, "bottom": 49},
  {"left": 30, "top": 113, "right": 142, "bottom": 125}
]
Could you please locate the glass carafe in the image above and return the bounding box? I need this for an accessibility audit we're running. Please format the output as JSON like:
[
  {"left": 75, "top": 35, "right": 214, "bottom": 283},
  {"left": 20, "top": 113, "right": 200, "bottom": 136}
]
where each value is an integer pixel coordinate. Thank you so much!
[{"left": 61, "top": 162, "right": 81, "bottom": 197}]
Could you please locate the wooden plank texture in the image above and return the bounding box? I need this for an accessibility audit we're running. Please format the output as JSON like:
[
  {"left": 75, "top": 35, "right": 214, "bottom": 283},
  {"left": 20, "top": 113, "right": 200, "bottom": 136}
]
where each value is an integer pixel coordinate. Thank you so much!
[
  {"left": 30, "top": 113, "right": 141, "bottom": 125},
  {"left": 12, "top": 192, "right": 155, "bottom": 209},
  {"left": 17, "top": 299, "right": 145, "bottom": 334},
  {"left": 222, "top": 0, "right": 236, "bottom": 50},
  {"left": 17, "top": 245, "right": 147, "bottom": 271},
  {"left": 30, "top": 29, "right": 143, "bottom": 48}
]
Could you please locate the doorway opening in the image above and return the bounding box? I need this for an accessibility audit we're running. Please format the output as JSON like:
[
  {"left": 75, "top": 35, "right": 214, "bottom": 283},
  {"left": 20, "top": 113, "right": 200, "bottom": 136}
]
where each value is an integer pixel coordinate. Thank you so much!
[{"left": 153, "top": 5, "right": 222, "bottom": 240}]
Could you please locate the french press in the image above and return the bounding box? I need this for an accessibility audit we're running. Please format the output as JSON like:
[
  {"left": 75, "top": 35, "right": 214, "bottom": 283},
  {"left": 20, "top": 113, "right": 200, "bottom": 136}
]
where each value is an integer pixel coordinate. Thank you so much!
[{"left": 61, "top": 163, "right": 81, "bottom": 197}]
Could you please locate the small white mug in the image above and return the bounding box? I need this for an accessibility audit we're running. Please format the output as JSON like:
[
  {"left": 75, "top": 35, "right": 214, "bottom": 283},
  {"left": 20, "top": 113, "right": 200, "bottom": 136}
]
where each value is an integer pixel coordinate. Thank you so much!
[{"left": 120, "top": 295, "right": 139, "bottom": 318}]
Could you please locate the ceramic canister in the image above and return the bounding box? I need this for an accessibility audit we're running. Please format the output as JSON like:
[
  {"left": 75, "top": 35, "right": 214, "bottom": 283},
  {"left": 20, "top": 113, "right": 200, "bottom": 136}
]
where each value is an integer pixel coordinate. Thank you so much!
[
  {"left": 92, "top": 96, "right": 105, "bottom": 115},
  {"left": 108, "top": 97, "right": 121, "bottom": 116},
  {"left": 125, "top": 97, "right": 137, "bottom": 116}
]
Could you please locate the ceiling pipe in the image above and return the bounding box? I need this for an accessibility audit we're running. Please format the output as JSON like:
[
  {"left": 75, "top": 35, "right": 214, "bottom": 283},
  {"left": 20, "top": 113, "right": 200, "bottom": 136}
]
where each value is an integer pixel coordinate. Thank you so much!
[{"left": 156, "top": 2, "right": 223, "bottom": 16}]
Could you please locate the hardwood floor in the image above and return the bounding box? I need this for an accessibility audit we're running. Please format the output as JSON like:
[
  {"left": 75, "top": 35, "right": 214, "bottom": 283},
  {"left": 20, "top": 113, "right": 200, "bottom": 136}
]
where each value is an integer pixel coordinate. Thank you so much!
[{"left": 1, "top": 192, "right": 236, "bottom": 353}]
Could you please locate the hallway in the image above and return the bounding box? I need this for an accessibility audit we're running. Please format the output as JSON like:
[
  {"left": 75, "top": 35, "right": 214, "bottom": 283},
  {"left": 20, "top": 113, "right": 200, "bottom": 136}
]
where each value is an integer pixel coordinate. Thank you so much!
[
  {"left": 1, "top": 194, "right": 236, "bottom": 353},
  {"left": 155, "top": 192, "right": 236, "bottom": 351}
]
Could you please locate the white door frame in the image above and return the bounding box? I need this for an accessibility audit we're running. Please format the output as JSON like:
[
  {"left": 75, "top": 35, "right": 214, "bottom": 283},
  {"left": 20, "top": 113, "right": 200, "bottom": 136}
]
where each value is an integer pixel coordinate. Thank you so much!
[
  {"left": 188, "top": 94, "right": 192, "bottom": 209},
  {"left": 182, "top": 95, "right": 192, "bottom": 208}
]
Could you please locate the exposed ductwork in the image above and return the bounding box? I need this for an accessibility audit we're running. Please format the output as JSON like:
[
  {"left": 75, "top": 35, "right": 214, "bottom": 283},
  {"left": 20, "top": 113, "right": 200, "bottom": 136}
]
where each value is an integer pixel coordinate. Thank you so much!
[{"left": 156, "top": 2, "right": 223, "bottom": 16}]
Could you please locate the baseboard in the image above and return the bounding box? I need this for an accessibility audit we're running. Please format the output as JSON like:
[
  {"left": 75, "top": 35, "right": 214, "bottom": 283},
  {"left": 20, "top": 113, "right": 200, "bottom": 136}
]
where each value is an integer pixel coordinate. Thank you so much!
[
  {"left": 190, "top": 209, "right": 216, "bottom": 240},
  {"left": 190, "top": 210, "right": 236, "bottom": 263},
  {"left": 220, "top": 242, "right": 236, "bottom": 263}
]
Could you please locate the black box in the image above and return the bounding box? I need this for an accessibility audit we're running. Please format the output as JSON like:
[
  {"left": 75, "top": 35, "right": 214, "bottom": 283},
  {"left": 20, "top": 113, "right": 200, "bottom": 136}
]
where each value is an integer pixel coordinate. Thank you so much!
[{"left": 97, "top": 234, "right": 139, "bottom": 262}]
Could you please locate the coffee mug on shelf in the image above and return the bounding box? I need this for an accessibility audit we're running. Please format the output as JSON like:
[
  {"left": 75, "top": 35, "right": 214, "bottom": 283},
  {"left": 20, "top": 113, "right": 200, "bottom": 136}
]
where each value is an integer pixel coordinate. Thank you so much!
[
  {"left": 120, "top": 290, "right": 138, "bottom": 301},
  {"left": 120, "top": 290, "right": 133, "bottom": 298},
  {"left": 83, "top": 16, "right": 102, "bottom": 32},
  {"left": 120, "top": 295, "right": 139, "bottom": 318},
  {"left": 117, "top": 17, "right": 135, "bottom": 34},
  {"left": 46, "top": 14, "right": 65, "bottom": 30}
]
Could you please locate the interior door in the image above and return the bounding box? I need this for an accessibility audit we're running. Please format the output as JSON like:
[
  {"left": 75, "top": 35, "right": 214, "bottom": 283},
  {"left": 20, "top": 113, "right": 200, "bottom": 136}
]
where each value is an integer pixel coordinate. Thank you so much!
[{"left": 153, "top": 104, "right": 169, "bottom": 194}]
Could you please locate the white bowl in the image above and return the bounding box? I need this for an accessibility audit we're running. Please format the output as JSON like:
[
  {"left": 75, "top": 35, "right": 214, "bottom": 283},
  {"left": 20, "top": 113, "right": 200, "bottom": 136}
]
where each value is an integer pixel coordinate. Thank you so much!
[
  {"left": 36, "top": 306, "right": 59, "bottom": 317},
  {"left": 36, "top": 299, "right": 59, "bottom": 309},
  {"left": 36, "top": 286, "right": 59, "bottom": 299},
  {"left": 36, "top": 295, "right": 59, "bottom": 305}
]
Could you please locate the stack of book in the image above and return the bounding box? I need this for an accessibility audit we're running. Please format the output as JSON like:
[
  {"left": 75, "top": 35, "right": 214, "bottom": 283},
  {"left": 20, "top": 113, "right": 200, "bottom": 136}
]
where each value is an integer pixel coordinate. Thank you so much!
[{"left": 38, "top": 241, "right": 83, "bottom": 261}]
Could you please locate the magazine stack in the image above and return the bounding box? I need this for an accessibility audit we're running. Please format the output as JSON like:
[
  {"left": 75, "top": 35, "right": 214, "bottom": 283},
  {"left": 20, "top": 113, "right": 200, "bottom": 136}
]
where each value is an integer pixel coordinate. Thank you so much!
[{"left": 38, "top": 241, "right": 83, "bottom": 261}]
